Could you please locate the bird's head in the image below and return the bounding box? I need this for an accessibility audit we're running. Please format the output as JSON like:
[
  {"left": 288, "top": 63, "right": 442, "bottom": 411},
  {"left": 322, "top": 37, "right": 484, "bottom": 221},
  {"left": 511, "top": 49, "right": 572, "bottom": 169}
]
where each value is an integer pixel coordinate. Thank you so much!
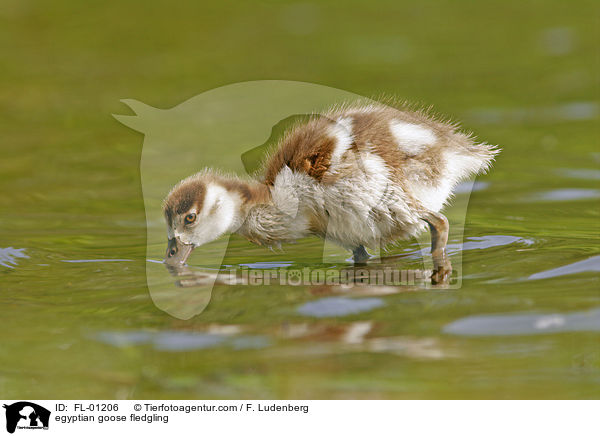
[{"left": 162, "top": 171, "right": 244, "bottom": 266}]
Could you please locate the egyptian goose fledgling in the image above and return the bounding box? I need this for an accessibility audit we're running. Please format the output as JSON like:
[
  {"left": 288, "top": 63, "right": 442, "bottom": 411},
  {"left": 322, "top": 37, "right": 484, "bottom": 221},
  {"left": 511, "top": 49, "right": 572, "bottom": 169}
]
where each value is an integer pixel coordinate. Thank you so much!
[{"left": 162, "top": 104, "right": 498, "bottom": 283}]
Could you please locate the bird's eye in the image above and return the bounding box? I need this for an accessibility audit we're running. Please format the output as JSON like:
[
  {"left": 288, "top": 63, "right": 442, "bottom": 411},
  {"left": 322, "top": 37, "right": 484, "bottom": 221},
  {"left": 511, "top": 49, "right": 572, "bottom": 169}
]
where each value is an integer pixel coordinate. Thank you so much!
[{"left": 184, "top": 213, "right": 197, "bottom": 224}]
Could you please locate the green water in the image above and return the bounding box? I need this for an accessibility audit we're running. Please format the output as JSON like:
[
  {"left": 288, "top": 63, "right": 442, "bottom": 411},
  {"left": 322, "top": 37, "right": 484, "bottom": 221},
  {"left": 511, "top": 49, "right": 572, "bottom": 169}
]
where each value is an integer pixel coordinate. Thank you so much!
[{"left": 1, "top": 0, "right": 599, "bottom": 399}]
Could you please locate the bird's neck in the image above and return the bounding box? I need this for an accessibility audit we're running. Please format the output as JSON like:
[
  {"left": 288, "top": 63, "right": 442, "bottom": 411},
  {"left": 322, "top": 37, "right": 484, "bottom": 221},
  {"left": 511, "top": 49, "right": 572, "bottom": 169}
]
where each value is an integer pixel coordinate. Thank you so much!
[{"left": 233, "top": 180, "right": 299, "bottom": 247}]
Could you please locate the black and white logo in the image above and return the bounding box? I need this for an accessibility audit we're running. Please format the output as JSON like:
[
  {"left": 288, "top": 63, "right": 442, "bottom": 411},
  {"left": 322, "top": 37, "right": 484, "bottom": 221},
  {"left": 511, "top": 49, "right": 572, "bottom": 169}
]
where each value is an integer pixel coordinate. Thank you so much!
[{"left": 3, "top": 402, "right": 50, "bottom": 434}]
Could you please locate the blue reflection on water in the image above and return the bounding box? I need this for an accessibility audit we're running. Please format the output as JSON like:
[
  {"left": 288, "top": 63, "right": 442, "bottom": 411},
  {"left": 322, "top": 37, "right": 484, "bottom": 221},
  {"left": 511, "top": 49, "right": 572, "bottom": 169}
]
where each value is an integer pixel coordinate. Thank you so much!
[
  {"left": 0, "top": 247, "right": 29, "bottom": 268},
  {"left": 529, "top": 256, "right": 600, "bottom": 280},
  {"left": 297, "top": 297, "right": 385, "bottom": 318},
  {"left": 444, "top": 307, "right": 600, "bottom": 336}
]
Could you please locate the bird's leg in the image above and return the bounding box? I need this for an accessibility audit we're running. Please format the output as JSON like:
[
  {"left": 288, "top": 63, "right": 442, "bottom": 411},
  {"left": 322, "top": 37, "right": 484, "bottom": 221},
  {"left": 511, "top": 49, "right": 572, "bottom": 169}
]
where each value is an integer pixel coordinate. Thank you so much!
[
  {"left": 421, "top": 211, "right": 452, "bottom": 284},
  {"left": 352, "top": 245, "right": 370, "bottom": 264}
]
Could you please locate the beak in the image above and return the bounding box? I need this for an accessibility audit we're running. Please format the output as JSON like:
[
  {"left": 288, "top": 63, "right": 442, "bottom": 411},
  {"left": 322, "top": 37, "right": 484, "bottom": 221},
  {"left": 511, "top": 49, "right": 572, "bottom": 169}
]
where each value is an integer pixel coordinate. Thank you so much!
[{"left": 164, "top": 237, "right": 195, "bottom": 266}]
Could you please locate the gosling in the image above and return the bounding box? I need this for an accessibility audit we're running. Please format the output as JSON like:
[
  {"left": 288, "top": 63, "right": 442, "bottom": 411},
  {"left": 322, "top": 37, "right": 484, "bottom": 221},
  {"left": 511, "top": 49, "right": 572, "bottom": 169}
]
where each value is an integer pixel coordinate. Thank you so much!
[{"left": 162, "top": 103, "right": 498, "bottom": 283}]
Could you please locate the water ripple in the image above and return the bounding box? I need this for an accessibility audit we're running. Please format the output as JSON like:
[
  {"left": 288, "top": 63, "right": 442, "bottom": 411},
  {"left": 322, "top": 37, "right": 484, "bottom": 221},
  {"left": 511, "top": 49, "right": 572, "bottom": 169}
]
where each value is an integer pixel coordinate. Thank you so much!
[
  {"left": 405, "top": 235, "right": 534, "bottom": 259},
  {"left": 455, "top": 181, "right": 489, "bottom": 194},
  {"left": 239, "top": 261, "right": 294, "bottom": 269},
  {"left": 444, "top": 307, "right": 600, "bottom": 336},
  {"left": 556, "top": 168, "right": 600, "bottom": 181},
  {"left": 297, "top": 297, "right": 385, "bottom": 318},
  {"left": 528, "top": 256, "right": 600, "bottom": 280},
  {"left": 0, "top": 247, "right": 29, "bottom": 268},
  {"left": 61, "top": 259, "right": 133, "bottom": 263},
  {"left": 92, "top": 330, "right": 270, "bottom": 352},
  {"left": 531, "top": 189, "right": 600, "bottom": 202}
]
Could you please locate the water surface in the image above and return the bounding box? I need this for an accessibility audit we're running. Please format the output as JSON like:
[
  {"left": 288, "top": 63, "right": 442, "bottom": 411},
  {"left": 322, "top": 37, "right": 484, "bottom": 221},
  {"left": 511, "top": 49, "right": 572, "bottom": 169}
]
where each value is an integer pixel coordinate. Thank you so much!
[{"left": 1, "top": 0, "right": 598, "bottom": 399}]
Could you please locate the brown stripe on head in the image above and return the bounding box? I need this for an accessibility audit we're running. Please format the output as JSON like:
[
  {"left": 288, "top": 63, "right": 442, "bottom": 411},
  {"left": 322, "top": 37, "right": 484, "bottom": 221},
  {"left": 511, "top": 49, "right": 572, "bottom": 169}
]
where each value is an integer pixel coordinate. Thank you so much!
[
  {"left": 163, "top": 171, "right": 270, "bottom": 226},
  {"left": 163, "top": 179, "right": 206, "bottom": 225}
]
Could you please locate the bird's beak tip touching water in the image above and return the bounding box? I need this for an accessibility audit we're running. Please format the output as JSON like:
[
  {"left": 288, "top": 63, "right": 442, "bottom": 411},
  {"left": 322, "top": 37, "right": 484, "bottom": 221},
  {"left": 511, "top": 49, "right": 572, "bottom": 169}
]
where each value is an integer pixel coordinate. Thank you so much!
[{"left": 164, "top": 237, "right": 194, "bottom": 266}]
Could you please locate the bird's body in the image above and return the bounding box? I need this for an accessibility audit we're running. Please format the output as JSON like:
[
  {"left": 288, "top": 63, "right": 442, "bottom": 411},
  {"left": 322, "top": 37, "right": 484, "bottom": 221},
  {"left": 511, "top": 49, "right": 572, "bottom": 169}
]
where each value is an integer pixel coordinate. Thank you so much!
[{"left": 163, "top": 103, "right": 498, "bottom": 282}]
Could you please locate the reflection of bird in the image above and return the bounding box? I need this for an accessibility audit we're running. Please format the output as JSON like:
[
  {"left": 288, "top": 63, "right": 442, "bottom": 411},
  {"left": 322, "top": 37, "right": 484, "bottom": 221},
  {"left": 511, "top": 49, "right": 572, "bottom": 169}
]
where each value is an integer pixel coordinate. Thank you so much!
[{"left": 163, "top": 104, "right": 499, "bottom": 283}]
